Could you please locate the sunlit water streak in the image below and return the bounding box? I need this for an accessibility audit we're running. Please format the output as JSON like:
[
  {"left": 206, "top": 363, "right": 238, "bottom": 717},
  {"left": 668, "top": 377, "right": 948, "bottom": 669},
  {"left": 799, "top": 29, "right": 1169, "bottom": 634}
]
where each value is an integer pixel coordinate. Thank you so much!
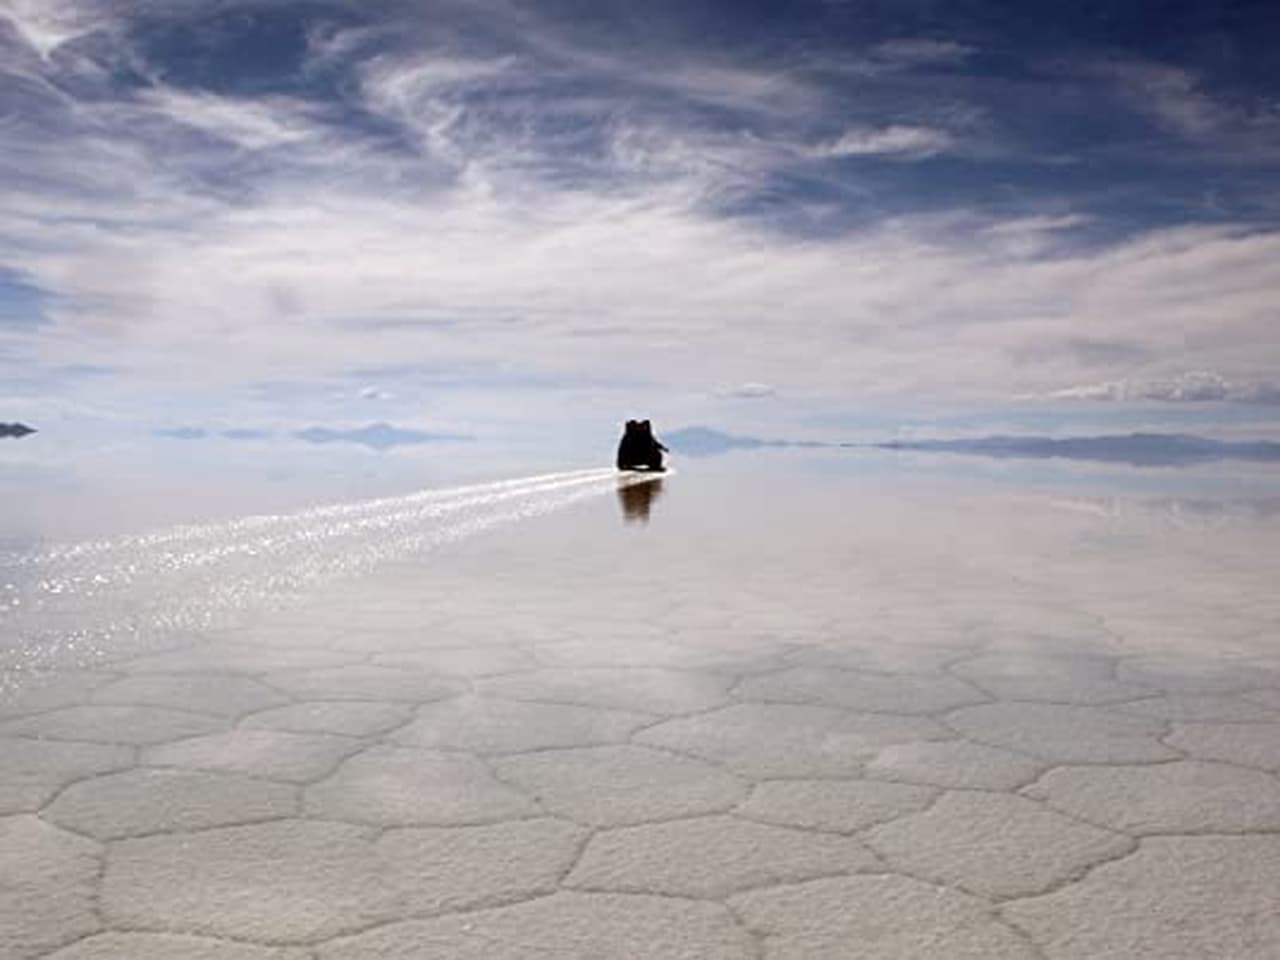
[{"left": 1, "top": 468, "right": 656, "bottom": 686}]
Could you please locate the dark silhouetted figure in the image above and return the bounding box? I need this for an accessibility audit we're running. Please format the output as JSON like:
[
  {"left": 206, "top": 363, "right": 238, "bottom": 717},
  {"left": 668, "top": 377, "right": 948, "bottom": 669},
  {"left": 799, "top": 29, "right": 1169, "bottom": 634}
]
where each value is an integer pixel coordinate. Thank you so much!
[
  {"left": 0, "top": 422, "right": 35, "bottom": 438},
  {"left": 616, "top": 419, "right": 668, "bottom": 471},
  {"left": 618, "top": 476, "right": 663, "bottom": 524}
]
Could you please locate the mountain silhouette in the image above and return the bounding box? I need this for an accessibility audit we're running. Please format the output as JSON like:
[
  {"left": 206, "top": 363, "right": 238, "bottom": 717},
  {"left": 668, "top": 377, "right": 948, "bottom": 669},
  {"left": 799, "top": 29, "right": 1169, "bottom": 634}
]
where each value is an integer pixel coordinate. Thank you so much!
[
  {"left": 664, "top": 426, "right": 1280, "bottom": 468},
  {"left": 873, "top": 433, "right": 1280, "bottom": 467}
]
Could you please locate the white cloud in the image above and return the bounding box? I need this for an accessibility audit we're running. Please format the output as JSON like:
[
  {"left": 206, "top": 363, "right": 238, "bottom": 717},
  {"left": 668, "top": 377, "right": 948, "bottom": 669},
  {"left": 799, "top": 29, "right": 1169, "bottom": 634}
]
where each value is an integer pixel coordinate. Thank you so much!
[
  {"left": 985, "top": 214, "right": 1090, "bottom": 235},
  {"left": 1093, "top": 59, "right": 1280, "bottom": 159},
  {"left": 1, "top": 2, "right": 1279, "bottom": 431},
  {"left": 1104, "top": 62, "right": 1228, "bottom": 139},
  {"left": 12, "top": 177, "right": 1276, "bottom": 412},
  {"left": 653, "top": 64, "right": 820, "bottom": 117},
  {"left": 1045, "top": 372, "right": 1280, "bottom": 405},
  {"left": 137, "top": 90, "right": 326, "bottom": 151},
  {"left": 872, "top": 39, "right": 975, "bottom": 67},
  {"left": 359, "top": 53, "right": 518, "bottom": 131},
  {"left": 715, "top": 383, "right": 777, "bottom": 399},
  {"left": 0, "top": 0, "right": 105, "bottom": 58},
  {"left": 815, "top": 125, "right": 956, "bottom": 158}
]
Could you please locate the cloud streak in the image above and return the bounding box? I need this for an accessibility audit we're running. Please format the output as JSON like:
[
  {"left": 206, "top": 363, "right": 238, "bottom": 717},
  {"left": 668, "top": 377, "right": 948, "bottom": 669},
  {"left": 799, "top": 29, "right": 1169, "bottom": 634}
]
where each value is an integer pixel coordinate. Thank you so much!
[
  {"left": 1046, "top": 372, "right": 1280, "bottom": 406},
  {"left": 815, "top": 125, "right": 956, "bottom": 158}
]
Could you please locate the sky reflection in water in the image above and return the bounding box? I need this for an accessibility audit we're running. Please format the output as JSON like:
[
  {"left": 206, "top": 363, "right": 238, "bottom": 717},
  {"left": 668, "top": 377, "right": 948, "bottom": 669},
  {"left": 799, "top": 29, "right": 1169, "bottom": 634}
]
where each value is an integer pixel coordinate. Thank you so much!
[{"left": 3, "top": 442, "right": 1278, "bottom": 690}]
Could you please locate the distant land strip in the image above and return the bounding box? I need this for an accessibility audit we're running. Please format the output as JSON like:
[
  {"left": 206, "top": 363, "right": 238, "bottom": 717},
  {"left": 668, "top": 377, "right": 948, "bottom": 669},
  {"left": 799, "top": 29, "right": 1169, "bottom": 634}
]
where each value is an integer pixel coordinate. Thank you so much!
[
  {"left": 154, "top": 421, "right": 472, "bottom": 451},
  {"left": 664, "top": 427, "right": 1280, "bottom": 468}
]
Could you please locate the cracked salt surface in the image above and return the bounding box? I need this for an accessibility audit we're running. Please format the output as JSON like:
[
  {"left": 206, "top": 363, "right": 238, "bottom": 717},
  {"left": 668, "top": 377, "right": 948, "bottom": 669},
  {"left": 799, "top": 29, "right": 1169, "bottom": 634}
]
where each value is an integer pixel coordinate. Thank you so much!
[{"left": 4, "top": 462, "right": 1280, "bottom": 959}]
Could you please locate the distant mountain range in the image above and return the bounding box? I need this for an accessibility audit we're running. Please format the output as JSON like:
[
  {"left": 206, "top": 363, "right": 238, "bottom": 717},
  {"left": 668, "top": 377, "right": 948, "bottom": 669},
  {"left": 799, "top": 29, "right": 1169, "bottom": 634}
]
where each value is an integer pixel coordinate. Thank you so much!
[
  {"left": 155, "top": 422, "right": 471, "bottom": 451},
  {"left": 0, "top": 422, "right": 36, "bottom": 438},
  {"left": 873, "top": 433, "right": 1280, "bottom": 467},
  {"left": 293, "top": 423, "right": 469, "bottom": 451},
  {"left": 662, "top": 426, "right": 825, "bottom": 457},
  {"left": 663, "top": 427, "right": 1280, "bottom": 468}
]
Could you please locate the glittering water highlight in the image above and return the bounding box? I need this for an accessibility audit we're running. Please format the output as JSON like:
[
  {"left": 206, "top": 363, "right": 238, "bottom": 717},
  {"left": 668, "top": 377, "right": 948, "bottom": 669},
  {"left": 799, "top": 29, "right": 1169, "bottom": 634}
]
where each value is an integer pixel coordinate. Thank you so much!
[{"left": 1, "top": 468, "right": 659, "bottom": 685}]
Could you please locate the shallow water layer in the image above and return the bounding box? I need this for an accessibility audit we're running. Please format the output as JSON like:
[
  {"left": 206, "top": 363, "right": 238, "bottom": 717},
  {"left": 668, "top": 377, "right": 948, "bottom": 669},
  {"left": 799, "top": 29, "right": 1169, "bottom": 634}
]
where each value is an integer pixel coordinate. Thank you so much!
[{"left": 2, "top": 453, "right": 1279, "bottom": 959}]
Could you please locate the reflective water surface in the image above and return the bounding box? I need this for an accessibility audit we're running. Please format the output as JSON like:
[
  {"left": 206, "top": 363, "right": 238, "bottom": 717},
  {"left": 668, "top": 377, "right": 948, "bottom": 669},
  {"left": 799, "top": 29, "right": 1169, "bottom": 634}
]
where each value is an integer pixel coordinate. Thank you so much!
[{"left": 2, "top": 449, "right": 1279, "bottom": 958}]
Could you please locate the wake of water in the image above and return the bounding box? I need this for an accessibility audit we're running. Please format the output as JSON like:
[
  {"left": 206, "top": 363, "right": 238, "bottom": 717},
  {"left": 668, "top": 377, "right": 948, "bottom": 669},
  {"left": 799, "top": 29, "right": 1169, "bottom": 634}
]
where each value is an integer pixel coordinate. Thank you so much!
[{"left": 1, "top": 468, "right": 655, "bottom": 686}]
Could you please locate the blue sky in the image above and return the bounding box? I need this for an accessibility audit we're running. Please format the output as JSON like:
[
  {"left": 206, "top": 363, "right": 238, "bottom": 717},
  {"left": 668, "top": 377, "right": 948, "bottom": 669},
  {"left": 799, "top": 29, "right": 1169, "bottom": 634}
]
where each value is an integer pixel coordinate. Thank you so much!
[{"left": 2, "top": 0, "right": 1279, "bottom": 443}]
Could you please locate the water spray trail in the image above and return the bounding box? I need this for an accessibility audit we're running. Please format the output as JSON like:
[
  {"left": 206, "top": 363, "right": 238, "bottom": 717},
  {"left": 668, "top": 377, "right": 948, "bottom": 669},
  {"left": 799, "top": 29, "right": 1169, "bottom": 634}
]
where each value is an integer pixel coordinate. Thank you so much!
[
  {"left": 11, "top": 471, "right": 616, "bottom": 600},
  {"left": 1, "top": 468, "right": 633, "bottom": 683},
  {"left": 1, "top": 469, "right": 611, "bottom": 567}
]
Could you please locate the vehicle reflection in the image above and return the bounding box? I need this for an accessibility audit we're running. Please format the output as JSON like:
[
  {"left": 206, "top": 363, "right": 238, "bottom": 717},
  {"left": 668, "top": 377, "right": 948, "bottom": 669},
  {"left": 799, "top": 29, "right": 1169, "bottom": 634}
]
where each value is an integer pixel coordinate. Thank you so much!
[{"left": 617, "top": 475, "right": 664, "bottom": 525}]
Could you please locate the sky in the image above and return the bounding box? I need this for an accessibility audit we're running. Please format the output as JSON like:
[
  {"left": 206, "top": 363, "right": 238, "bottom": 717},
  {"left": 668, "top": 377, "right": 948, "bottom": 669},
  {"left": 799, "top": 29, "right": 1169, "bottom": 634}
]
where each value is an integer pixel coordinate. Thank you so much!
[{"left": 2, "top": 0, "right": 1279, "bottom": 446}]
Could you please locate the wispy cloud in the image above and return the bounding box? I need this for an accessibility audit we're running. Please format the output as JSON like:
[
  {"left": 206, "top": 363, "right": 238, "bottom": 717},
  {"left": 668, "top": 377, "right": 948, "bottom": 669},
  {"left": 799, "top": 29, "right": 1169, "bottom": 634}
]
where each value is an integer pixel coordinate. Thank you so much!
[
  {"left": 715, "top": 383, "right": 777, "bottom": 399},
  {"left": 1091, "top": 59, "right": 1280, "bottom": 161},
  {"left": 1, "top": 0, "right": 1278, "bottom": 436},
  {"left": 871, "top": 38, "right": 976, "bottom": 67},
  {"left": 0, "top": 0, "right": 105, "bottom": 58},
  {"left": 137, "top": 88, "right": 329, "bottom": 151},
  {"left": 1045, "top": 372, "right": 1280, "bottom": 406},
  {"left": 815, "top": 124, "right": 956, "bottom": 158}
]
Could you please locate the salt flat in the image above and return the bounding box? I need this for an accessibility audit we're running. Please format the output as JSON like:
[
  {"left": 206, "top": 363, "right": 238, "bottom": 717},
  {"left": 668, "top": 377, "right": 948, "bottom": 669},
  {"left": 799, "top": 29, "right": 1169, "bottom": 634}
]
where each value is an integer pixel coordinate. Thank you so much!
[{"left": 3, "top": 458, "right": 1280, "bottom": 959}]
